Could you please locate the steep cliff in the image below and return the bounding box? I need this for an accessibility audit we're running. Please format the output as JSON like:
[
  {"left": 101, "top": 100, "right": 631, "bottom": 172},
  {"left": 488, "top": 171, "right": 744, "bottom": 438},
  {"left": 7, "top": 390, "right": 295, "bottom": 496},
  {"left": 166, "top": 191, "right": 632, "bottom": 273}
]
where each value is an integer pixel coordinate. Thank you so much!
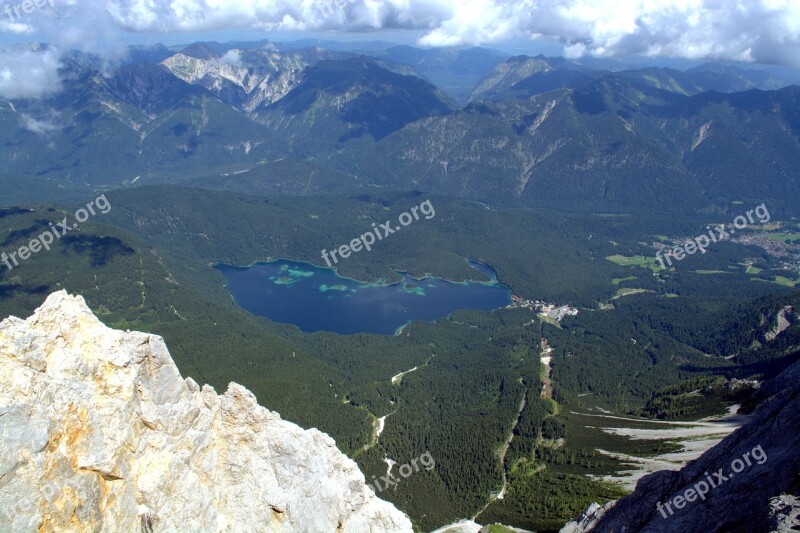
[
  {"left": 561, "top": 356, "right": 800, "bottom": 532},
  {"left": 0, "top": 291, "right": 413, "bottom": 532}
]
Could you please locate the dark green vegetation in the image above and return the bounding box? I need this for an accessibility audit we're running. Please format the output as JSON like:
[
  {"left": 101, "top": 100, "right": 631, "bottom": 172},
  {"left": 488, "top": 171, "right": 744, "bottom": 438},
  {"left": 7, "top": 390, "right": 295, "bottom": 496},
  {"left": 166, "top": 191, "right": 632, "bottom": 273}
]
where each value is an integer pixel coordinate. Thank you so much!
[
  {"left": 1, "top": 187, "right": 798, "bottom": 530},
  {"left": 640, "top": 377, "right": 755, "bottom": 420},
  {"left": 2, "top": 40, "right": 800, "bottom": 531},
  {"left": 259, "top": 58, "right": 455, "bottom": 145},
  {"left": 362, "top": 79, "right": 800, "bottom": 214}
]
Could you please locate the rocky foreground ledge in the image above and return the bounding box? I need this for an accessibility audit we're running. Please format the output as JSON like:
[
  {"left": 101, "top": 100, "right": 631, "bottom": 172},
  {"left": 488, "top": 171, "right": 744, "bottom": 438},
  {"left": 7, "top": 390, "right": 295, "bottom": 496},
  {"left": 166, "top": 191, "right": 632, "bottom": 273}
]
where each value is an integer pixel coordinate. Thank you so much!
[{"left": 0, "top": 291, "right": 413, "bottom": 532}]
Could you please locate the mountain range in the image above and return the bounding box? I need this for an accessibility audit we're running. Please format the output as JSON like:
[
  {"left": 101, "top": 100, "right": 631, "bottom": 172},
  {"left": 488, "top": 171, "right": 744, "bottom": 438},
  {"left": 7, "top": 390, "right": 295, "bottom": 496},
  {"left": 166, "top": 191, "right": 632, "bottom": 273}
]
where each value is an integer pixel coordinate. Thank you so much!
[
  {"left": 2, "top": 38, "right": 800, "bottom": 531},
  {"left": 2, "top": 43, "right": 800, "bottom": 216}
]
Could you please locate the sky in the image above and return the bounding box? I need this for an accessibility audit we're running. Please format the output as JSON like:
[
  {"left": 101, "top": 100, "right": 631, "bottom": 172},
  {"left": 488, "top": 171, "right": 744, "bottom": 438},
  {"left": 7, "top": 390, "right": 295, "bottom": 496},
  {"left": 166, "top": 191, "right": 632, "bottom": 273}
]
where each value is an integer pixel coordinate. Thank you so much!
[{"left": 2, "top": 0, "right": 800, "bottom": 99}]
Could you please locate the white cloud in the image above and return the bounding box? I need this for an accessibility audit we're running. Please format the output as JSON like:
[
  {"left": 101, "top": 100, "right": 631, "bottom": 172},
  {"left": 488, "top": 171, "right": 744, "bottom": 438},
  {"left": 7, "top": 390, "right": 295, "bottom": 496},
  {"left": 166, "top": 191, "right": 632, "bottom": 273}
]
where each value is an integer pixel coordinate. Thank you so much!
[
  {"left": 20, "top": 114, "right": 60, "bottom": 135},
  {"left": 220, "top": 49, "right": 242, "bottom": 66},
  {"left": 0, "top": 19, "right": 34, "bottom": 34},
  {"left": 100, "top": 0, "right": 800, "bottom": 66},
  {"left": 0, "top": 47, "right": 62, "bottom": 99},
  {"left": 102, "top": 0, "right": 455, "bottom": 33},
  {"left": 418, "top": 0, "right": 800, "bottom": 67},
  {"left": 7, "top": 0, "right": 800, "bottom": 68}
]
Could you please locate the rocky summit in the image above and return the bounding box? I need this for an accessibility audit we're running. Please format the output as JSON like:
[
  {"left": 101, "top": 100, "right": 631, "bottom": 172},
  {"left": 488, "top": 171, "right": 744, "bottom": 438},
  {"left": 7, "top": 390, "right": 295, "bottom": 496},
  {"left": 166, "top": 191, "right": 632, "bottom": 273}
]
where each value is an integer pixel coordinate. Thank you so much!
[{"left": 0, "top": 291, "right": 412, "bottom": 532}]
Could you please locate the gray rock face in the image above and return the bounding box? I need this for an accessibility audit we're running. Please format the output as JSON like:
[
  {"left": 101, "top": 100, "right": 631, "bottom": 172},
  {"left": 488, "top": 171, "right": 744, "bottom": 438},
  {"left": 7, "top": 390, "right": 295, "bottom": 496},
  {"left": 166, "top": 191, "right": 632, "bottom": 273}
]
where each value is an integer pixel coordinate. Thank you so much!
[
  {"left": 0, "top": 291, "right": 413, "bottom": 532},
  {"left": 769, "top": 494, "right": 800, "bottom": 532},
  {"left": 561, "top": 358, "right": 800, "bottom": 533}
]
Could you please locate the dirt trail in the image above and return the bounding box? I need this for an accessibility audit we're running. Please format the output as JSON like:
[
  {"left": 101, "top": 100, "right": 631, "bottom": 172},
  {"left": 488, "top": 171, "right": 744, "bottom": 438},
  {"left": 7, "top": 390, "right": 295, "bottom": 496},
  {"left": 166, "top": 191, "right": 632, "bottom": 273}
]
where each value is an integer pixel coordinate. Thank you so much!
[{"left": 473, "top": 382, "right": 528, "bottom": 520}]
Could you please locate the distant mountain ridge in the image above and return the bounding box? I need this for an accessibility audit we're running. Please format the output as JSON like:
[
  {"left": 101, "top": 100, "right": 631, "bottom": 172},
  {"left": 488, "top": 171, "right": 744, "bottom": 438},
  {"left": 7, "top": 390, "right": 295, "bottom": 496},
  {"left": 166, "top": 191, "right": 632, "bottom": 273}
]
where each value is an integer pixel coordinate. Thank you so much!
[
  {"left": 470, "top": 54, "right": 800, "bottom": 103},
  {"left": 358, "top": 78, "right": 800, "bottom": 213},
  {"left": 380, "top": 45, "right": 508, "bottom": 102},
  {"left": 1, "top": 43, "right": 799, "bottom": 215},
  {"left": 257, "top": 57, "right": 455, "bottom": 145},
  {"left": 161, "top": 46, "right": 350, "bottom": 113}
]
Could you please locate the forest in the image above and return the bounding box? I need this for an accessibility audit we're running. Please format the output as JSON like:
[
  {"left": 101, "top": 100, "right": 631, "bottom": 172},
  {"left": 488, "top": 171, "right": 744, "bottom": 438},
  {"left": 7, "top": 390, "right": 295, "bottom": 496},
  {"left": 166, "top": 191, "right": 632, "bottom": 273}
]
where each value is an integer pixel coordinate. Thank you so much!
[{"left": 0, "top": 187, "right": 798, "bottom": 530}]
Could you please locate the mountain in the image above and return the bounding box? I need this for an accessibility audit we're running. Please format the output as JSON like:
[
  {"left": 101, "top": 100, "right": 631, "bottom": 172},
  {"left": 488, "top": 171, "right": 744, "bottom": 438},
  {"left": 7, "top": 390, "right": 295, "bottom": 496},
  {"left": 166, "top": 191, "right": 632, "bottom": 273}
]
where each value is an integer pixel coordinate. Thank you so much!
[
  {"left": 123, "top": 43, "right": 175, "bottom": 65},
  {"left": 614, "top": 65, "right": 795, "bottom": 96},
  {"left": 256, "top": 57, "right": 455, "bottom": 147},
  {"left": 468, "top": 55, "right": 589, "bottom": 102},
  {"left": 381, "top": 45, "right": 508, "bottom": 102},
  {"left": 561, "top": 355, "right": 800, "bottom": 532},
  {"left": 358, "top": 79, "right": 800, "bottom": 213},
  {"left": 471, "top": 56, "right": 800, "bottom": 103},
  {"left": 2, "top": 43, "right": 799, "bottom": 214},
  {"left": 0, "top": 61, "right": 284, "bottom": 185},
  {"left": 0, "top": 291, "right": 413, "bottom": 532},
  {"left": 161, "top": 46, "right": 351, "bottom": 113},
  {"left": 0, "top": 51, "right": 452, "bottom": 189},
  {"left": 688, "top": 63, "right": 794, "bottom": 91},
  {"left": 96, "top": 62, "right": 212, "bottom": 115}
]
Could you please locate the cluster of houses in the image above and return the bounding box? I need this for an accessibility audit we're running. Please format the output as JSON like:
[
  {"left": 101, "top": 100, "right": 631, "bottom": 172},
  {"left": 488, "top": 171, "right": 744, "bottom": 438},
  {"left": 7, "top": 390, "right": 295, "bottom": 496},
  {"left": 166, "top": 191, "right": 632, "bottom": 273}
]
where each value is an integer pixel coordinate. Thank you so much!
[{"left": 507, "top": 295, "right": 579, "bottom": 322}]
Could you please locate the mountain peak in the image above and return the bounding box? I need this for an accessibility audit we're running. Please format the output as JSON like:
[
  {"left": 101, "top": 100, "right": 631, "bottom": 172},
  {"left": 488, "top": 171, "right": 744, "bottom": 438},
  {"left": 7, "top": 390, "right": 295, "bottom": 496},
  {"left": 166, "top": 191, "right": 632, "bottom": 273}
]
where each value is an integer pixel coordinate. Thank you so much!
[{"left": 0, "top": 291, "right": 412, "bottom": 532}]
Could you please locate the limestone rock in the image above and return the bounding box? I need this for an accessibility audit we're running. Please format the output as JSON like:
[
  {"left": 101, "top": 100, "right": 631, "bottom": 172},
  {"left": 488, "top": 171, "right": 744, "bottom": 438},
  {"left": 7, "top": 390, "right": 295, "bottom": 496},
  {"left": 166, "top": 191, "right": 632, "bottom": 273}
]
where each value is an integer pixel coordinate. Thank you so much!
[
  {"left": 0, "top": 291, "right": 413, "bottom": 532},
  {"left": 769, "top": 494, "right": 800, "bottom": 532}
]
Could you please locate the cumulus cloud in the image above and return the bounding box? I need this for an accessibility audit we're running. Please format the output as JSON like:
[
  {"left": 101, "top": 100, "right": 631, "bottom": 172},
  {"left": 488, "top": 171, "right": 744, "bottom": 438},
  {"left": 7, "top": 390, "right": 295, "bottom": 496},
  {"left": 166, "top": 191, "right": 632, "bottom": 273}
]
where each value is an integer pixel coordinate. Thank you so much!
[
  {"left": 6, "top": 0, "right": 800, "bottom": 68},
  {"left": 420, "top": 0, "right": 800, "bottom": 67},
  {"left": 97, "top": 0, "right": 800, "bottom": 66},
  {"left": 102, "top": 0, "right": 454, "bottom": 33},
  {"left": 0, "top": 47, "right": 62, "bottom": 99}
]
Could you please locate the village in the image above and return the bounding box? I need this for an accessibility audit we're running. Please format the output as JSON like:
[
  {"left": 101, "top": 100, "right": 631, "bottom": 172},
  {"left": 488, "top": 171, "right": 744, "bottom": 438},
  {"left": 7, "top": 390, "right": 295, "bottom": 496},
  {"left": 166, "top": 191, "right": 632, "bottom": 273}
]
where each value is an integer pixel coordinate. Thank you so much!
[{"left": 506, "top": 294, "right": 580, "bottom": 322}]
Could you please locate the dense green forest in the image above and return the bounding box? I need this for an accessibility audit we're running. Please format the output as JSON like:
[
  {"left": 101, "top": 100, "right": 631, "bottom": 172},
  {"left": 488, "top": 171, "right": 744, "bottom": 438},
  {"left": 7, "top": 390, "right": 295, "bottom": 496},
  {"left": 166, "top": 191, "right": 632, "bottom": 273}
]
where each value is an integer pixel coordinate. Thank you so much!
[{"left": 0, "top": 188, "right": 798, "bottom": 530}]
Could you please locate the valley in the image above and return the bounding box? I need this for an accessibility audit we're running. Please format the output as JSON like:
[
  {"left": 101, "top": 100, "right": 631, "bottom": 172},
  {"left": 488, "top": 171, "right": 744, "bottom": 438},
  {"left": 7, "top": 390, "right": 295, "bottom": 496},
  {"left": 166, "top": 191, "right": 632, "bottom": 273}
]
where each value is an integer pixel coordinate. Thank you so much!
[
  {"left": 1, "top": 29, "right": 799, "bottom": 532},
  {"left": 0, "top": 187, "right": 796, "bottom": 530},
  {"left": 571, "top": 407, "right": 748, "bottom": 490}
]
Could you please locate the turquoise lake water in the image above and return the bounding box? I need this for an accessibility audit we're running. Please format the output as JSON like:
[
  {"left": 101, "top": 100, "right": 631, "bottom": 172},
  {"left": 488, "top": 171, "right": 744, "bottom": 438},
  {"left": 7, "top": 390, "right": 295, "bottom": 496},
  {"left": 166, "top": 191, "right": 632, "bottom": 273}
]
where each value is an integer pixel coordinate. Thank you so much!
[{"left": 215, "top": 259, "right": 511, "bottom": 335}]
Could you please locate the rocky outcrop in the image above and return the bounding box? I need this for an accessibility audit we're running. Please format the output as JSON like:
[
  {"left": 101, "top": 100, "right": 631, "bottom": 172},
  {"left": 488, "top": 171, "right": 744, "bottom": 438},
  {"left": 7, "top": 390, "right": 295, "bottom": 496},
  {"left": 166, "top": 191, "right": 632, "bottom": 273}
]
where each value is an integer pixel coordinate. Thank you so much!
[
  {"left": 769, "top": 494, "right": 800, "bottom": 531},
  {"left": 161, "top": 48, "right": 349, "bottom": 113},
  {"left": 764, "top": 306, "right": 796, "bottom": 342},
  {"left": 561, "top": 357, "right": 800, "bottom": 532},
  {"left": 0, "top": 291, "right": 412, "bottom": 532}
]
